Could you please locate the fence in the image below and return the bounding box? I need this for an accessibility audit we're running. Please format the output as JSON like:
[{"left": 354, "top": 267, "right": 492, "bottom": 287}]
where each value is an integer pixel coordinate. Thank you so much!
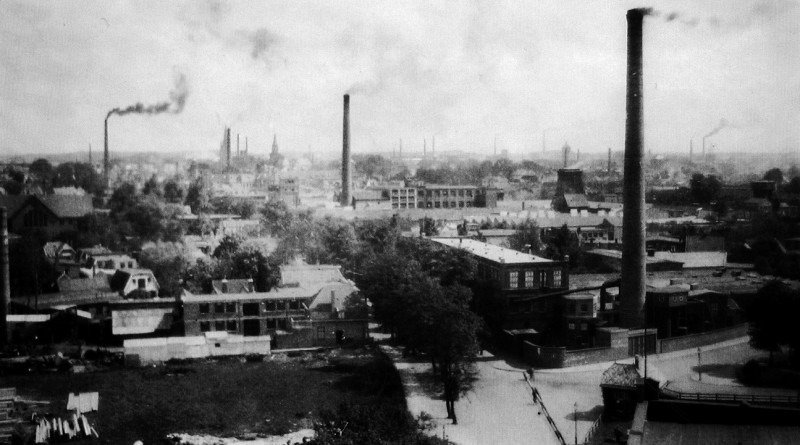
[
  {"left": 581, "top": 415, "right": 602, "bottom": 445},
  {"left": 660, "top": 387, "right": 800, "bottom": 406},
  {"left": 524, "top": 375, "right": 567, "bottom": 445}
]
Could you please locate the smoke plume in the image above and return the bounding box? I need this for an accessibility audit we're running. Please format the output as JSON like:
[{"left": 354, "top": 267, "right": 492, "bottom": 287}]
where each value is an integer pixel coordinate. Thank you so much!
[
  {"left": 106, "top": 73, "right": 189, "bottom": 121},
  {"left": 704, "top": 118, "right": 728, "bottom": 138},
  {"left": 636, "top": 8, "right": 701, "bottom": 27}
]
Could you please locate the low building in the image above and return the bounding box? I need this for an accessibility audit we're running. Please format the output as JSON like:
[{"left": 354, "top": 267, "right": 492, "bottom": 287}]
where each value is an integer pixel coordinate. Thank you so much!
[
  {"left": 600, "top": 358, "right": 663, "bottom": 420},
  {"left": 109, "top": 269, "right": 160, "bottom": 298}
]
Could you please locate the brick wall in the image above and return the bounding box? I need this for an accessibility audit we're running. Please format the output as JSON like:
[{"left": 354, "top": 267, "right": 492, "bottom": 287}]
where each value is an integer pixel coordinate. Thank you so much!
[{"left": 658, "top": 323, "right": 748, "bottom": 353}]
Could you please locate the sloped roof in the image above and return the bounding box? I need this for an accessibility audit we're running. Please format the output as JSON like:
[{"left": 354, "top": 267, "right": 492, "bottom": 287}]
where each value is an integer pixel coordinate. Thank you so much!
[
  {"left": 211, "top": 279, "right": 253, "bottom": 294},
  {"left": 57, "top": 274, "right": 111, "bottom": 294},
  {"left": 563, "top": 194, "right": 589, "bottom": 208},
  {"left": 39, "top": 194, "right": 94, "bottom": 218},
  {"left": 0, "top": 195, "right": 30, "bottom": 216},
  {"left": 43, "top": 241, "right": 75, "bottom": 259},
  {"left": 280, "top": 264, "right": 348, "bottom": 286},
  {"left": 181, "top": 287, "right": 315, "bottom": 303},
  {"left": 601, "top": 360, "right": 664, "bottom": 388}
]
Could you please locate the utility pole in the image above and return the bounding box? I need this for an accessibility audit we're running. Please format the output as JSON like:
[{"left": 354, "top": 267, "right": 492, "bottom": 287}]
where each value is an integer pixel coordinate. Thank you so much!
[{"left": 573, "top": 402, "right": 578, "bottom": 445}]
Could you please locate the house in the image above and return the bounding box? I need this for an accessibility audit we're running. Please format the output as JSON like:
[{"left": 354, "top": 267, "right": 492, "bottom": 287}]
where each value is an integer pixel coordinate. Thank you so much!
[
  {"left": 43, "top": 241, "right": 77, "bottom": 264},
  {"left": 600, "top": 358, "right": 663, "bottom": 420},
  {"left": 109, "top": 269, "right": 160, "bottom": 298},
  {"left": 212, "top": 278, "right": 255, "bottom": 294},
  {"left": 431, "top": 238, "right": 568, "bottom": 339},
  {"left": 85, "top": 253, "right": 138, "bottom": 274},
  {"left": 552, "top": 193, "right": 589, "bottom": 214},
  {"left": 0, "top": 194, "right": 94, "bottom": 237}
]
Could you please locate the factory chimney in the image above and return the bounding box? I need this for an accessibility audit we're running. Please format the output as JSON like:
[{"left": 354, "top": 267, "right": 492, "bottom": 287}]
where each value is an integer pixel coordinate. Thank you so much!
[
  {"left": 620, "top": 8, "right": 647, "bottom": 329},
  {"left": 226, "top": 128, "right": 232, "bottom": 169},
  {"left": 689, "top": 139, "right": 693, "bottom": 163},
  {"left": 0, "top": 207, "right": 9, "bottom": 346},
  {"left": 103, "top": 119, "right": 110, "bottom": 187},
  {"left": 341, "top": 94, "right": 352, "bottom": 206}
]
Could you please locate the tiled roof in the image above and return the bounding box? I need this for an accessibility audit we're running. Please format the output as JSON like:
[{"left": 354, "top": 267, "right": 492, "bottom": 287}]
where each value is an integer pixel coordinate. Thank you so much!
[
  {"left": 211, "top": 279, "right": 253, "bottom": 294},
  {"left": 43, "top": 241, "right": 75, "bottom": 259},
  {"left": 563, "top": 194, "right": 589, "bottom": 208}
]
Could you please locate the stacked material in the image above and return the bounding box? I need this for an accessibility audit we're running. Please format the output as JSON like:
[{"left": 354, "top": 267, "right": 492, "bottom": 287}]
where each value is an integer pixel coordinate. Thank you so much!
[{"left": 34, "top": 414, "right": 98, "bottom": 444}]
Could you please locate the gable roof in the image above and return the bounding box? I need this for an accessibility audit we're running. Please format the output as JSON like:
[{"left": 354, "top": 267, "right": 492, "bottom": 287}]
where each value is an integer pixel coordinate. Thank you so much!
[
  {"left": 0, "top": 194, "right": 93, "bottom": 220},
  {"left": 601, "top": 360, "right": 664, "bottom": 388},
  {"left": 43, "top": 241, "right": 76, "bottom": 259},
  {"left": 57, "top": 274, "right": 112, "bottom": 294},
  {"left": 211, "top": 279, "right": 254, "bottom": 294}
]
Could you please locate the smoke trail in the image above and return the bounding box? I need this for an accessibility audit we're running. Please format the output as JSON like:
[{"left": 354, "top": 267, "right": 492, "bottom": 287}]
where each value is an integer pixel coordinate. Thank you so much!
[
  {"left": 636, "top": 8, "right": 700, "bottom": 27},
  {"left": 704, "top": 118, "right": 728, "bottom": 138},
  {"left": 106, "top": 73, "right": 189, "bottom": 120}
]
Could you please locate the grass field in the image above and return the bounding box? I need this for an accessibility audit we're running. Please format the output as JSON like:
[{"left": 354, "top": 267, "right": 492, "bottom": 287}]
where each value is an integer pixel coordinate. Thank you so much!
[{"left": 4, "top": 347, "right": 406, "bottom": 445}]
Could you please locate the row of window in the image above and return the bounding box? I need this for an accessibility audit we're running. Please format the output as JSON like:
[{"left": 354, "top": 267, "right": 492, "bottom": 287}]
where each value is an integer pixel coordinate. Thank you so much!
[
  {"left": 426, "top": 190, "right": 474, "bottom": 198},
  {"left": 427, "top": 201, "right": 473, "bottom": 209},
  {"left": 197, "top": 300, "right": 302, "bottom": 315},
  {"left": 198, "top": 318, "right": 288, "bottom": 332},
  {"left": 507, "top": 270, "right": 562, "bottom": 289}
]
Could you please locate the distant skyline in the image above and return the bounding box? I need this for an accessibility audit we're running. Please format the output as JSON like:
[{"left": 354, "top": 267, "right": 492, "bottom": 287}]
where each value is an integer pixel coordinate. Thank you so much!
[{"left": 2, "top": 0, "right": 799, "bottom": 158}]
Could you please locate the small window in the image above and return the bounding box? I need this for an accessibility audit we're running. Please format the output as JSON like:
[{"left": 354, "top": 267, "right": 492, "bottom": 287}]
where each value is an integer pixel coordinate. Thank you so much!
[
  {"left": 214, "top": 303, "right": 224, "bottom": 313},
  {"left": 277, "top": 319, "right": 287, "bottom": 330},
  {"left": 129, "top": 261, "right": 134, "bottom": 268},
  {"left": 525, "top": 271, "right": 534, "bottom": 288},
  {"left": 265, "top": 301, "right": 277, "bottom": 311},
  {"left": 316, "top": 326, "right": 326, "bottom": 339},
  {"left": 243, "top": 303, "right": 260, "bottom": 316},
  {"left": 289, "top": 300, "right": 300, "bottom": 310},
  {"left": 508, "top": 271, "right": 519, "bottom": 289},
  {"left": 225, "top": 302, "right": 236, "bottom": 313},
  {"left": 266, "top": 319, "right": 277, "bottom": 329},
  {"left": 200, "top": 321, "right": 210, "bottom": 332},
  {"left": 568, "top": 323, "right": 575, "bottom": 330},
  {"left": 553, "top": 270, "right": 562, "bottom": 287},
  {"left": 580, "top": 303, "right": 588, "bottom": 313},
  {"left": 580, "top": 323, "right": 588, "bottom": 331},
  {"left": 226, "top": 320, "right": 238, "bottom": 331},
  {"left": 199, "top": 304, "right": 210, "bottom": 314},
  {"left": 215, "top": 320, "right": 225, "bottom": 331}
]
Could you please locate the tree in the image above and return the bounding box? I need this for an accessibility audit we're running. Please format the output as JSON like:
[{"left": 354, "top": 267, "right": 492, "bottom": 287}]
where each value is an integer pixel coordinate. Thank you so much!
[
  {"left": 163, "top": 179, "right": 185, "bottom": 204},
  {"left": 185, "top": 175, "right": 214, "bottom": 214},
  {"left": 746, "top": 281, "right": 800, "bottom": 363},
  {"left": 261, "top": 200, "right": 294, "bottom": 236},
  {"left": 543, "top": 224, "right": 582, "bottom": 266},
  {"left": 142, "top": 174, "right": 162, "bottom": 198},
  {"left": 139, "top": 241, "right": 193, "bottom": 297},
  {"left": 419, "top": 217, "right": 438, "bottom": 237},
  {"left": 29, "top": 158, "right": 54, "bottom": 191},
  {"left": 689, "top": 173, "right": 721, "bottom": 204},
  {"left": 213, "top": 234, "right": 244, "bottom": 259},
  {"left": 108, "top": 182, "right": 139, "bottom": 215},
  {"left": 52, "top": 162, "right": 104, "bottom": 196},
  {"left": 506, "top": 219, "right": 542, "bottom": 253},
  {"left": 764, "top": 168, "right": 784, "bottom": 187}
]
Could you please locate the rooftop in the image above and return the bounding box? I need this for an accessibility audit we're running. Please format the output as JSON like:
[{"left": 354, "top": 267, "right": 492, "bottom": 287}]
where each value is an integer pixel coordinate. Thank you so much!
[
  {"left": 431, "top": 237, "right": 554, "bottom": 265},
  {"left": 180, "top": 287, "right": 316, "bottom": 303}
]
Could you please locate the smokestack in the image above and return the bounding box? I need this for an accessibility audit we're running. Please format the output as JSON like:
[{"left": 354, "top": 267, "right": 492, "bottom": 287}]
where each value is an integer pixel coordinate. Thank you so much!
[
  {"left": 702, "top": 136, "right": 707, "bottom": 161},
  {"left": 226, "top": 128, "right": 231, "bottom": 168},
  {"left": 341, "top": 94, "right": 352, "bottom": 206},
  {"left": 562, "top": 142, "right": 570, "bottom": 168},
  {"left": 0, "top": 207, "right": 9, "bottom": 346},
  {"left": 104, "top": 118, "right": 110, "bottom": 187},
  {"left": 689, "top": 139, "right": 693, "bottom": 163},
  {"left": 399, "top": 138, "right": 403, "bottom": 159},
  {"left": 620, "top": 8, "right": 647, "bottom": 329}
]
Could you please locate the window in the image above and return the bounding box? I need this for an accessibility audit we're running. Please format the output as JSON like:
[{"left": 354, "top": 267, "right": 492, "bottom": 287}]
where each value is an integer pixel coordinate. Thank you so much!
[
  {"left": 538, "top": 271, "right": 547, "bottom": 287},
  {"left": 128, "top": 261, "right": 134, "bottom": 268},
  {"left": 553, "top": 270, "right": 562, "bottom": 287},
  {"left": 525, "top": 271, "right": 534, "bottom": 288},
  {"left": 214, "top": 303, "right": 224, "bottom": 313},
  {"left": 509, "top": 271, "right": 519, "bottom": 289},
  {"left": 316, "top": 326, "right": 326, "bottom": 339},
  {"left": 225, "top": 302, "right": 236, "bottom": 313},
  {"left": 580, "top": 323, "right": 588, "bottom": 331},
  {"left": 580, "top": 303, "right": 588, "bottom": 313},
  {"left": 277, "top": 319, "right": 287, "bottom": 330},
  {"left": 243, "top": 303, "right": 260, "bottom": 316},
  {"left": 199, "top": 304, "right": 210, "bottom": 314},
  {"left": 138, "top": 278, "right": 146, "bottom": 289},
  {"left": 226, "top": 320, "right": 238, "bottom": 332},
  {"left": 266, "top": 319, "right": 277, "bottom": 329},
  {"left": 200, "top": 321, "right": 210, "bottom": 332},
  {"left": 215, "top": 320, "right": 225, "bottom": 331},
  {"left": 289, "top": 300, "right": 300, "bottom": 310},
  {"left": 265, "top": 301, "right": 277, "bottom": 311},
  {"left": 568, "top": 322, "right": 575, "bottom": 330}
]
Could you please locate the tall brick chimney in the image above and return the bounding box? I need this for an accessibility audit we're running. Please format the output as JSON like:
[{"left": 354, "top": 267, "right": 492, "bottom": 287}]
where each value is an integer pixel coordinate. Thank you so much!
[
  {"left": 0, "top": 207, "right": 10, "bottom": 346},
  {"left": 620, "top": 8, "right": 647, "bottom": 328},
  {"left": 341, "top": 94, "right": 352, "bottom": 206}
]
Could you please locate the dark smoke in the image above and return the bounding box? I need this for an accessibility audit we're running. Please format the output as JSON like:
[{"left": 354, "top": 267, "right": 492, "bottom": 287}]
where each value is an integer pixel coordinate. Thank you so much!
[
  {"left": 106, "top": 73, "right": 189, "bottom": 121},
  {"left": 638, "top": 8, "right": 700, "bottom": 27},
  {"left": 704, "top": 118, "right": 728, "bottom": 138}
]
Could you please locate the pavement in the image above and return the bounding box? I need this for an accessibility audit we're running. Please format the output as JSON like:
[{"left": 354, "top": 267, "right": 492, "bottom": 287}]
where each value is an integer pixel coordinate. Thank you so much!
[{"left": 382, "top": 334, "right": 787, "bottom": 445}]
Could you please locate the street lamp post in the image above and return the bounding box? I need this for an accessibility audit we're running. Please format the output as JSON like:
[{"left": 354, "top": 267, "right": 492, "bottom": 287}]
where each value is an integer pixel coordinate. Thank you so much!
[
  {"left": 697, "top": 347, "right": 702, "bottom": 382},
  {"left": 574, "top": 402, "right": 578, "bottom": 445}
]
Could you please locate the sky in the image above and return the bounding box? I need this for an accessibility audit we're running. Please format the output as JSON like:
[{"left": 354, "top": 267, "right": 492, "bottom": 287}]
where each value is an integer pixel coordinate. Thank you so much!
[{"left": 1, "top": 0, "right": 799, "bottom": 160}]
